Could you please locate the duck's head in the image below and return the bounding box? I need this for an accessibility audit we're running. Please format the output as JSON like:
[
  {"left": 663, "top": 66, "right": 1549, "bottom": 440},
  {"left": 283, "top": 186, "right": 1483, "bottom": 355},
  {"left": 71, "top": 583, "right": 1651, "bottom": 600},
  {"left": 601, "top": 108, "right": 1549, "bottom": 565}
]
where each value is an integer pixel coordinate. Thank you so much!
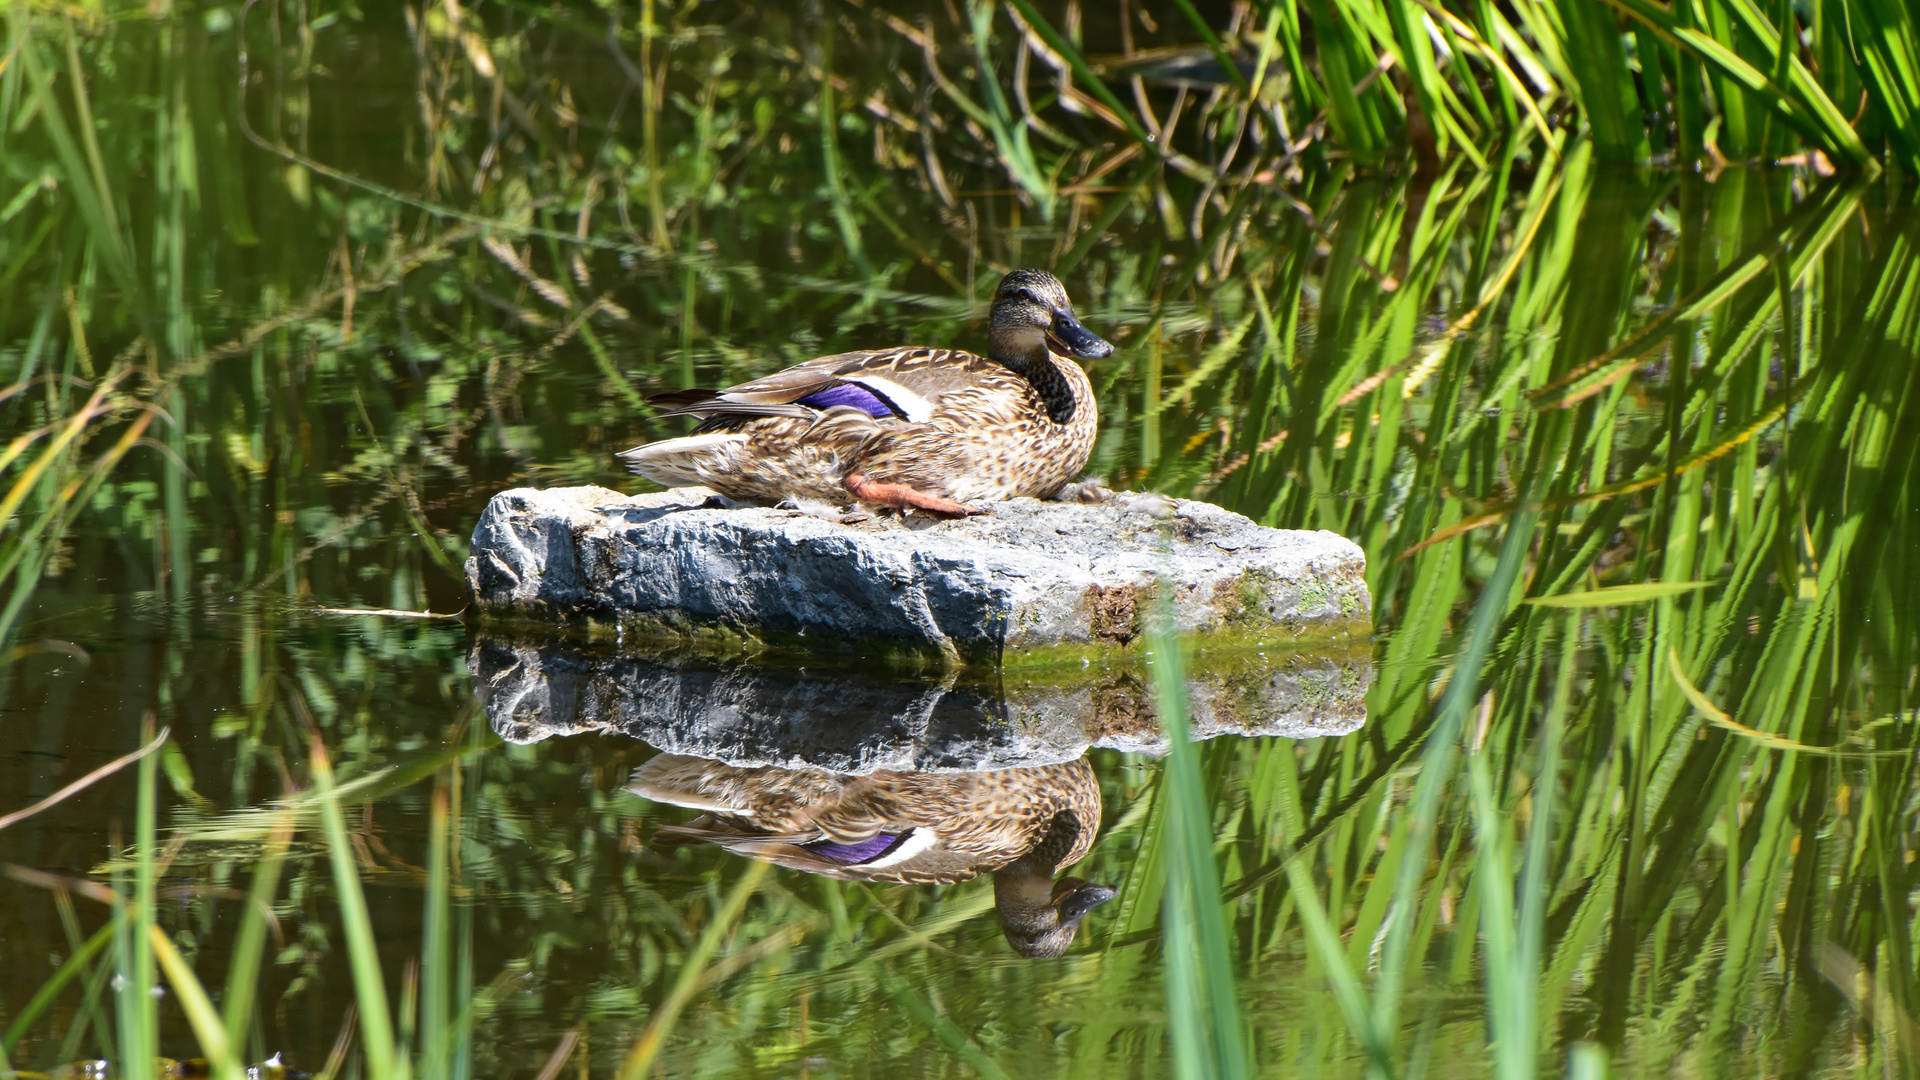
[
  {"left": 994, "top": 869, "right": 1118, "bottom": 958},
  {"left": 988, "top": 269, "right": 1113, "bottom": 366}
]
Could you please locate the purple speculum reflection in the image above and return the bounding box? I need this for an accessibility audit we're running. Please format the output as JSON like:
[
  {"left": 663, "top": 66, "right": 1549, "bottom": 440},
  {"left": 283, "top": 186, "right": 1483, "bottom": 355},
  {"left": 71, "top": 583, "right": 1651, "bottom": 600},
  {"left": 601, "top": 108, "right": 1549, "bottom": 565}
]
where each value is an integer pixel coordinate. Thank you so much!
[
  {"left": 797, "top": 383, "right": 900, "bottom": 419},
  {"left": 806, "top": 833, "right": 902, "bottom": 863}
]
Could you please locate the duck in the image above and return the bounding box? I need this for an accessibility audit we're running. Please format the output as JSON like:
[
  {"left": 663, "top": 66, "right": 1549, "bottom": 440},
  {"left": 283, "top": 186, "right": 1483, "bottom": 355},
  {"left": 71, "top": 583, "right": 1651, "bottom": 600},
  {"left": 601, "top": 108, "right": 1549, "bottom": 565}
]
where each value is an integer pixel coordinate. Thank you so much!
[
  {"left": 629, "top": 754, "right": 1115, "bottom": 958},
  {"left": 617, "top": 269, "right": 1113, "bottom": 519}
]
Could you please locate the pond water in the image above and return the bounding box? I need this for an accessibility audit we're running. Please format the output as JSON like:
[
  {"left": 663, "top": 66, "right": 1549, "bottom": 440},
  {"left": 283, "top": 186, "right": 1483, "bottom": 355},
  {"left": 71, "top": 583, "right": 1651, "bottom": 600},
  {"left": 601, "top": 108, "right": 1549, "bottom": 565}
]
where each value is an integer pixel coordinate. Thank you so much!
[{"left": 2, "top": 4, "right": 1919, "bottom": 1078}]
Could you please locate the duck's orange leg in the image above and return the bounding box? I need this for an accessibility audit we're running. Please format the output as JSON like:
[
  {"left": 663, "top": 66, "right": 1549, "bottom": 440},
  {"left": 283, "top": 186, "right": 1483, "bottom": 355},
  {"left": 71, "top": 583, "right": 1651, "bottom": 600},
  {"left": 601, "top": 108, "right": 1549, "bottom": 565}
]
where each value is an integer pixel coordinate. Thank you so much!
[{"left": 844, "top": 472, "right": 990, "bottom": 518}]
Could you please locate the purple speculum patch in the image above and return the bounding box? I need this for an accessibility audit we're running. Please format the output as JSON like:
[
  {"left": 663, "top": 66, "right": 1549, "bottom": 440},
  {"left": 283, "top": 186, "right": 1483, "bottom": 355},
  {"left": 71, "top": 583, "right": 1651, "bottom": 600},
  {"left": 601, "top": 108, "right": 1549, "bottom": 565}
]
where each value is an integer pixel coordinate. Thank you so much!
[
  {"left": 797, "top": 382, "right": 900, "bottom": 419},
  {"left": 806, "top": 833, "right": 902, "bottom": 863}
]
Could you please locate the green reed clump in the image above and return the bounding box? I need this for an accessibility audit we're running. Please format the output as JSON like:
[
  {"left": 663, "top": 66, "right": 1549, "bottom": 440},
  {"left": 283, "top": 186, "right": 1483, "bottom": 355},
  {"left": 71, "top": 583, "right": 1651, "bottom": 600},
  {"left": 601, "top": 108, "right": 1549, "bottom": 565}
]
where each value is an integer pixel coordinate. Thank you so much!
[{"left": 1187, "top": 164, "right": 1920, "bottom": 1075}]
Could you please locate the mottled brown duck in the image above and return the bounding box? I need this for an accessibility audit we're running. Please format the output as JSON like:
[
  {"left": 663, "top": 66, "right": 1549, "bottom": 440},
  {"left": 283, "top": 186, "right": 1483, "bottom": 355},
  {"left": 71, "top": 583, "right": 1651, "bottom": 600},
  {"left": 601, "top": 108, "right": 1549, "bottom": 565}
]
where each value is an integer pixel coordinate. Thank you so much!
[
  {"left": 629, "top": 755, "right": 1114, "bottom": 958},
  {"left": 617, "top": 269, "right": 1113, "bottom": 518}
]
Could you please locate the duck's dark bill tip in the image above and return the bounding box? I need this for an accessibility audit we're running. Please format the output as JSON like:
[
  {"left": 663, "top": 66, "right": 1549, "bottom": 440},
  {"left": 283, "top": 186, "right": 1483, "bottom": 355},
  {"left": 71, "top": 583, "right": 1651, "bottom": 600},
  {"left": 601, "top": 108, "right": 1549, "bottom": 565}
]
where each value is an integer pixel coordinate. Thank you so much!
[
  {"left": 1059, "top": 882, "right": 1118, "bottom": 923},
  {"left": 1048, "top": 311, "right": 1114, "bottom": 360}
]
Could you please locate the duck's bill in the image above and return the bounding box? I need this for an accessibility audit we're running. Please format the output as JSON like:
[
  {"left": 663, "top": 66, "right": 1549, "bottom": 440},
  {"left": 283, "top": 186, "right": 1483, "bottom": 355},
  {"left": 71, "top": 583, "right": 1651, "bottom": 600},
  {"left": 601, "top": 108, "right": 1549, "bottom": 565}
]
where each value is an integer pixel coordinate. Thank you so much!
[
  {"left": 1053, "top": 877, "right": 1119, "bottom": 924},
  {"left": 1048, "top": 309, "right": 1114, "bottom": 360}
]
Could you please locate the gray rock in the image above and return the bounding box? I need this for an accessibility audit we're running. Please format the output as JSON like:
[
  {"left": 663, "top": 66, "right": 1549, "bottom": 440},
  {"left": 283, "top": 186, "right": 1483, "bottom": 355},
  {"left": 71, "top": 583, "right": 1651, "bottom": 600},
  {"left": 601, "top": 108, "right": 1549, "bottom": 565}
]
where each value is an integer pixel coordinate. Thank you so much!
[
  {"left": 466, "top": 485, "right": 1370, "bottom": 665},
  {"left": 471, "top": 636, "right": 1372, "bottom": 773}
]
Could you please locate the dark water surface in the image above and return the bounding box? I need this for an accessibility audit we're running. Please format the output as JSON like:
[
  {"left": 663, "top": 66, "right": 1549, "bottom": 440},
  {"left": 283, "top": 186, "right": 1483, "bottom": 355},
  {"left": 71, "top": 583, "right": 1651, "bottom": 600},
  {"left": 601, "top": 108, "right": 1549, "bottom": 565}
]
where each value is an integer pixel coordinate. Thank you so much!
[{"left": 3, "top": 4, "right": 1919, "bottom": 1078}]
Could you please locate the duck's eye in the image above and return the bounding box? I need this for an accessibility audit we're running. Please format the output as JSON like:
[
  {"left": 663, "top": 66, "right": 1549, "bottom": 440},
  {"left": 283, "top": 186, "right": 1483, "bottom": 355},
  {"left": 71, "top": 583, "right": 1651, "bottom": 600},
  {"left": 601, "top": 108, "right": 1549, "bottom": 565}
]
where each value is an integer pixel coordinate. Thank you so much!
[{"left": 1017, "top": 288, "right": 1037, "bottom": 304}]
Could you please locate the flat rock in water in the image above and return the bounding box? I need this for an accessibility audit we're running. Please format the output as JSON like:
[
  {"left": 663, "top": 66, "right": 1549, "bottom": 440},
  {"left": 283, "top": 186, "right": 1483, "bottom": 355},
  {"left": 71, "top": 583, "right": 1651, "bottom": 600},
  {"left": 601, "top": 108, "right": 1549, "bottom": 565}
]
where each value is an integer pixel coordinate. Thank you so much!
[{"left": 465, "top": 485, "right": 1370, "bottom": 664}]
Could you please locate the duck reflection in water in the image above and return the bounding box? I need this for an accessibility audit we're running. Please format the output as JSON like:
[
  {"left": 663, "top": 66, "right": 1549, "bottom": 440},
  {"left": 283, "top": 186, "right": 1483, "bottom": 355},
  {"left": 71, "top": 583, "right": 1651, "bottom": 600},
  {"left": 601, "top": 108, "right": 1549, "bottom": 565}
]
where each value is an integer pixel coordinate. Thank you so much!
[{"left": 630, "top": 756, "right": 1115, "bottom": 958}]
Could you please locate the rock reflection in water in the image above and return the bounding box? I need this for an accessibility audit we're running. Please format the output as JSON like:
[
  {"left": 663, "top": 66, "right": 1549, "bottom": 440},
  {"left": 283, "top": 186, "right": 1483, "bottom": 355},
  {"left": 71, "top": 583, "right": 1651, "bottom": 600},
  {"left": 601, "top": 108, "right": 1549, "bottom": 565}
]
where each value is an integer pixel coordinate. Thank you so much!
[
  {"left": 632, "top": 755, "right": 1113, "bottom": 958},
  {"left": 471, "top": 636, "right": 1371, "bottom": 772},
  {"left": 470, "top": 634, "right": 1371, "bottom": 957}
]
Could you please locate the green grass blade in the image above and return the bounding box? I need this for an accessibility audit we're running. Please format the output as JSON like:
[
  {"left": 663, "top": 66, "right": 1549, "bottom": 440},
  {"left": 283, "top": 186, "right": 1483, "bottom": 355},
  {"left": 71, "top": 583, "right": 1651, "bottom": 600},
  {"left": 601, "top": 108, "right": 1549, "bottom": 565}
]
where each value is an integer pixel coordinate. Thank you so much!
[
  {"left": 1716, "top": 0, "right": 1877, "bottom": 164},
  {"left": 148, "top": 926, "right": 243, "bottom": 1080},
  {"left": 111, "top": 718, "right": 160, "bottom": 1080},
  {"left": 1467, "top": 711, "right": 1525, "bottom": 1080},
  {"left": 0, "top": 922, "right": 112, "bottom": 1055},
  {"left": 1552, "top": 0, "right": 1649, "bottom": 160},
  {"left": 1516, "top": 623, "right": 1578, "bottom": 1068},
  {"left": 1301, "top": 0, "right": 1387, "bottom": 161},
  {"left": 615, "top": 859, "right": 770, "bottom": 1080},
  {"left": 7, "top": 11, "right": 134, "bottom": 297},
  {"left": 1524, "top": 581, "right": 1715, "bottom": 606},
  {"left": 310, "top": 738, "right": 402, "bottom": 1080},
  {"left": 1001, "top": 0, "right": 1155, "bottom": 150},
  {"left": 421, "top": 783, "right": 452, "bottom": 1080},
  {"left": 866, "top": 961, "right": 1014, "bottom": 1080},
  {"left": 1372, "top": 503, "right": 1540, "bottom": 1047},
  {"left": 1150, "top": 573, "right": 1250, "bottom": 1080},
  {"left": 1166, "top": 0, "right": 1251, "bottom": 94},
  {"left": 219, "top": 814, "right": 292, "bottom": 1041},
  {"left": 1601, "top": 0, "right": 1875, "bottom": 165}
]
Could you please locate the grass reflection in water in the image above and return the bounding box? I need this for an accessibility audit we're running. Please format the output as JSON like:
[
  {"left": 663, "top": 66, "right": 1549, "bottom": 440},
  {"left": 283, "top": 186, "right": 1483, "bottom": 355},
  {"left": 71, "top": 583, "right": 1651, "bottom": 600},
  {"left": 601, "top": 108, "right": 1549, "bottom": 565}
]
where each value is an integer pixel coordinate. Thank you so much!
[{"left": 1, "top": 2, "right": 1918, "bottom": 1078}]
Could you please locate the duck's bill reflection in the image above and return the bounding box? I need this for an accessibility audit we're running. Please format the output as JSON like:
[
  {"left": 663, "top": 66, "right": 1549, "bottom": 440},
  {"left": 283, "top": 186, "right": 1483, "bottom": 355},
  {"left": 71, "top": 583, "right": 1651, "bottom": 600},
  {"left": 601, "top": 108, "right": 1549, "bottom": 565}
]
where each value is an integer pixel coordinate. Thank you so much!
[{"left": 631, "top": 755, "right": 1114, "bottom": 959}]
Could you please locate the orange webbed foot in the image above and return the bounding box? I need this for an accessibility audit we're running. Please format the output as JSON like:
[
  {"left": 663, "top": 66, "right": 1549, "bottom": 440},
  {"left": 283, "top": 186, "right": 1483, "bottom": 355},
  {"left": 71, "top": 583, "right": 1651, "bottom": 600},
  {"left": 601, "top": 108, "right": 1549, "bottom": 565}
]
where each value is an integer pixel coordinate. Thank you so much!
[{"left": 843, "top": 473, "right": 991, "bottom": 519}]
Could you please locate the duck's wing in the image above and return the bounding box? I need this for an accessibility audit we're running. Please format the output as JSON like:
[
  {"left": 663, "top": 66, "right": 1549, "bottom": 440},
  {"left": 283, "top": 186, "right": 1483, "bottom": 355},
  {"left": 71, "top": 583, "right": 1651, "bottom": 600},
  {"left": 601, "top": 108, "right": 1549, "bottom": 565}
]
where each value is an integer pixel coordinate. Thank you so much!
[
  {"left": 824, "top": 829, "right": 992, "bottom": 884},
  {"left": 636, "top": 763, "right": 1003, "bottom": 884},
  {"left": 629, "top": 759, "right": 916, "bottom": 847},
  {"left": 811, "top": 348, "right": 1009, "bottom": 423},
  {"left": 650, "top": 815, "right": 850, "bottom": 877},
  {"left": 653, "top": 816, "right": 988, "bottom": 885},
  {"left": 785, "top": 775, "right": 1012, "bottom": 883},
  {"left": 648, "top": 348, "right": 1006, "bottom": 425}
]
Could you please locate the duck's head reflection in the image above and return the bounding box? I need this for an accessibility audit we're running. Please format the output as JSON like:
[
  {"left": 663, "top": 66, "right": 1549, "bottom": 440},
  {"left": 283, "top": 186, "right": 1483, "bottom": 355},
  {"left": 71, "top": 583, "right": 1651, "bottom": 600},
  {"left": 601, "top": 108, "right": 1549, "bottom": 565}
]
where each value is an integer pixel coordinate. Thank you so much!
[{"left": 630, "top": 755, "right": 1115, "bottom": 958}]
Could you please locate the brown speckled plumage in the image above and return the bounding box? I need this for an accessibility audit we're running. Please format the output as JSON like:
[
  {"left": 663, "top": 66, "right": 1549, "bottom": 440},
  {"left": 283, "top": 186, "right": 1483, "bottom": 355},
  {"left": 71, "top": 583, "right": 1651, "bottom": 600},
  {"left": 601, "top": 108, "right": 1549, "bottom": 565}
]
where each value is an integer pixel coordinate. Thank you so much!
[
  {"left": 630, "top": 755, "right": 1115, "bottom": 958},
  {"left": 617, "top": 270, "right": 1111, "bottom": 516},
  {"left": 630, "top": 756, "right": 1101, "bottom": 885}
]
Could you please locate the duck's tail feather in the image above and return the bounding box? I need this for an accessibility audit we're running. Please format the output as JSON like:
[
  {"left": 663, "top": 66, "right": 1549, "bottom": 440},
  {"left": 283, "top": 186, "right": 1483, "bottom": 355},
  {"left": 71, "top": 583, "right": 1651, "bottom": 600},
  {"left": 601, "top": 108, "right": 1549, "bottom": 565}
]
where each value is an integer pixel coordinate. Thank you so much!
[
  {"left": 627, "top": 756, "right": 757, "bottom": 813},
  {"left": 651, "top": 816, "right": 860, "bottom": 877},
  {"left": 649, "top": 386, "right": 818, "bottom": 422},
  {"left": 615, "top": 432, "right": 749, "bottom": 487},
  {"left": 662, "top": 402, "right": 819, "bottom": 421},
  {"left": 627, "top": 756, "right": 847, "bottom": 823},
  {"left": 652, "top": 817, "right": 816, "bottom": 848}
]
